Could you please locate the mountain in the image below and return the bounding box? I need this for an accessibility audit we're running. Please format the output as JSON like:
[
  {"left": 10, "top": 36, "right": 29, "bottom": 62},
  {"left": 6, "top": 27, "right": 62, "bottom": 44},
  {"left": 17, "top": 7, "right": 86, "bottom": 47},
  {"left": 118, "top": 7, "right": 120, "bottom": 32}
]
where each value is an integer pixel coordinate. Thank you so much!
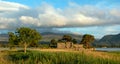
[
  {"left": 1, "top": 32, "right": 120, "bottom": 47},
  {"left": 40, "top": 32, "right": 83, "bottom": 43},
  {"left": 0, "top": 34, "right": 8, "bottom": 41},
  {"left": 0, "top": 32, "right": 83, "bottom": 44},
  {"left": 0, "top": 34, "right": 9, "bottom": 44},
  {"left": 94, "top": 33, "right": 120, "bottom": 47}
]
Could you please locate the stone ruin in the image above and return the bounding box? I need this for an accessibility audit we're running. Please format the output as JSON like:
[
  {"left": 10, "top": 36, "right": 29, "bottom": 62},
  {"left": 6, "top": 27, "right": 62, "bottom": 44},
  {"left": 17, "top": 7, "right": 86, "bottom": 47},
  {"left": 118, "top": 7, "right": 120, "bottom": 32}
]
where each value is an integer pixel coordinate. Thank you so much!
[
  {"left": 57, "top": 42, "right": 84, "bottom": 51},
  {"left": 73, "top": 44, "right": 84, "bottom": 51},
  {"left": 57, "top": 42, "right": 73, "bottom": 49}
]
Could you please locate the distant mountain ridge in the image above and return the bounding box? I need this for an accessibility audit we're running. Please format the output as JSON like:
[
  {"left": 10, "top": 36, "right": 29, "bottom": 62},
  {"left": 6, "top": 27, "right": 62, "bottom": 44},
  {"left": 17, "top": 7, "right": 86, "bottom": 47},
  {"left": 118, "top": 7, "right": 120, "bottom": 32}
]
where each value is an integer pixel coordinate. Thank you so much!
[
  {"left": 0, "top": 34, "right": 8, "bottom": 41},
  {"left": 0, "top": 32, "right": 83, "bottom": 44},
  {"left": 95, "top": 33, "right": 120, "bottom": 47},
  {"left": 0, "top": 32, "right": 120, "bottom": 47},
  {"left": 40, "top": 32, "right": 82, "bottom": 42}
]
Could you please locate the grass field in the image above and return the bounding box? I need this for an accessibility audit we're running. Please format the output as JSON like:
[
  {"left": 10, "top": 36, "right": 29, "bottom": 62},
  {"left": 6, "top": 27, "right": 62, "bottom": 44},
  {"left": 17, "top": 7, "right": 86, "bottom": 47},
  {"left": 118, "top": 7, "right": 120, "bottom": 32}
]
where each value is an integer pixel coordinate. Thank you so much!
[{"left": 0, "top": 49, "right": 120, "bottom": 64}]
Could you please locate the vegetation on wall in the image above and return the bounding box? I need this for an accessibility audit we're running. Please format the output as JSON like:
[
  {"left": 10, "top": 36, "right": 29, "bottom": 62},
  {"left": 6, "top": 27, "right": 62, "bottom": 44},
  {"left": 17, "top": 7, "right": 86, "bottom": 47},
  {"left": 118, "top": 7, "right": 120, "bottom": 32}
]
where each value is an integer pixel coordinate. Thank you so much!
[{"left": 80, "top": 34, "right": 95, "bottom": 48}]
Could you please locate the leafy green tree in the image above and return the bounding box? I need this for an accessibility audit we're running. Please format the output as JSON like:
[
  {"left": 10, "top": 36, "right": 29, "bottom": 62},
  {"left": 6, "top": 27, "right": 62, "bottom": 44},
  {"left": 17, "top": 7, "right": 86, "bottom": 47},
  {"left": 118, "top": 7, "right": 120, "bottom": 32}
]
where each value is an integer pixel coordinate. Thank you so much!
[
  {"left": 62, "top": 35, "right": 72, "bottom": 42},
  {"left": 80, "top": 34, "right": 95, "bottom": 48},
  {"left": 8, "top": 32, "right": 18, "bottom": 48},
  {"left": 8, "top": 27, "right": 41, "bottom": 53},
  {"left": 72, "top": 39, "right": 77, "bottom": 44},
  {"left": 50, "top": 39, "right": 57, "bottom": 48},
  {"left": 29, "top": 42, "right": 38, "bottom": 47}
]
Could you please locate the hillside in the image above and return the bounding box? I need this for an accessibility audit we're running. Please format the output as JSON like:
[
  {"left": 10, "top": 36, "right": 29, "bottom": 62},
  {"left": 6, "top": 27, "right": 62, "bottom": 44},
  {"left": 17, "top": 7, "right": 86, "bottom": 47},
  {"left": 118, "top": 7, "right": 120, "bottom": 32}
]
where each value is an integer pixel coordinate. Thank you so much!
[
  {"left": 1, "top": 32, "right": 120, "bottom": 47},
  {"left": 0, "top": 32, "right": 83, "bottom": 44},
  {"left": 0, "top": 34, "right": 8, "bottom": 41},
  {"left": 40, "top": 32, "right": 83, "bottom": 43},
  {"left": 94, "top": 33, "right": 120, "bottom": 47}
]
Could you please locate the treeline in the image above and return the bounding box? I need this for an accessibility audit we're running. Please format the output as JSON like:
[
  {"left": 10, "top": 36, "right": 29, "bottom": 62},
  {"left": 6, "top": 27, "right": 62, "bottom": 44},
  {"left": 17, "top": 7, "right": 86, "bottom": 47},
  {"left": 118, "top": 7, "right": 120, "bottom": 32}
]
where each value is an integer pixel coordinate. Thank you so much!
[{"left": 0, "top": 27, "right": 95, "bottom": 53}]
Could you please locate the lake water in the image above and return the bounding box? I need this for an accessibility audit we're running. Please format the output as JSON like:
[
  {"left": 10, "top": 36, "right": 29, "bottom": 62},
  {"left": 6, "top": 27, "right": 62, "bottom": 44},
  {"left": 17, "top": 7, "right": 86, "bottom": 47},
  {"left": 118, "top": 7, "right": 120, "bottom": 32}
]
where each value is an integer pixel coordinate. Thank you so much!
[
  {"left": 0, "top": 48, "right": 31, "bottom": 51},
  {"left": 0, "top": 48, "right": 9, "bottom": 51},
  {"left": 96, "top": 48, "right": 120, "bottom": 51},
  {"left": 0, "top": 48, "right": 120, "bottom": 52}
]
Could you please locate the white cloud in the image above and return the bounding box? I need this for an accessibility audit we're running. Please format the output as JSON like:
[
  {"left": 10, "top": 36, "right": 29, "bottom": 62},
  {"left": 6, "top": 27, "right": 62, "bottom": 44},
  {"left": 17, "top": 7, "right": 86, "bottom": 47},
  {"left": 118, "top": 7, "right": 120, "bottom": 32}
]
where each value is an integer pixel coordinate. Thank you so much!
[
  {"left": 0, "top": 1, "right": 29, "bottom": 12},
  {"left": 68, "top": 14, "right": 99, "bottom": 25},
  {"left": 38, "top": 11, "right": 67, "bottom": 27},
  {"left": 110, "top": 9, "right": 120, "bottom": 17},
  {"left": 36, "top": 3, "right": 67, "bottom": 27},
  {"left": 0, "top": 1, "right": 120, "bottom": 30},
  {"left": 19, "top": 16, "right": 41, "bottom": 27},
  {"left": 0, "top": 17, "right": 16, "bottom": 29}
]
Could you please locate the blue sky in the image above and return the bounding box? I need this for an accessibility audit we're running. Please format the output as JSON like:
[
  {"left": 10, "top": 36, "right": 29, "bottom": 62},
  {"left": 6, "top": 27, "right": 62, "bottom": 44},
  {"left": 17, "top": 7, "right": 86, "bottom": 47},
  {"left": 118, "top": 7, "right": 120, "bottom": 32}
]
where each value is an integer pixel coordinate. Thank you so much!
[
  {"left": 3, "top": 0, "right": 120, "bottom": 8},
  {"left": 0, "top": 0, "right": 120, "bottom": 38}
]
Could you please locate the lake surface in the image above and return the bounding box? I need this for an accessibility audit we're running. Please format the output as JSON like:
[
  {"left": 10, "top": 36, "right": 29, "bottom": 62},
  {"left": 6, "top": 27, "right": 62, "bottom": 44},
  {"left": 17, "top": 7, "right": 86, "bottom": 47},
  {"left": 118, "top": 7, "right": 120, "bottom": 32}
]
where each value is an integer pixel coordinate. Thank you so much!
[
  {"left": 0, "top": 48, "right": 9, "bottom": 51},
  {"left": 96, "top": 48, "right": 120, "bottom": 51},
  {"left": 0, "top": 48, "right": 32, "bottom": 51},
  {"left": 0, "top": 48, "right": 120, "bottom": 52}
]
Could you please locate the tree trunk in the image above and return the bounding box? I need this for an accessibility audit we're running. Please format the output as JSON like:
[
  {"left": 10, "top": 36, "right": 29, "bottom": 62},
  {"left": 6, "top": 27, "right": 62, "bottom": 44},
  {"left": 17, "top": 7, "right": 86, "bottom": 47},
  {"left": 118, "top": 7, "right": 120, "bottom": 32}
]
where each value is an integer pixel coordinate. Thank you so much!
[
  {"left": 24, "top": 42, "right": 27, "bottom": 53},
  {"left": 86, "top": 42, "right": 90, "bottom": 49},
  {"left": 85, "top": 42, "right": 89, "bottom": 49}
]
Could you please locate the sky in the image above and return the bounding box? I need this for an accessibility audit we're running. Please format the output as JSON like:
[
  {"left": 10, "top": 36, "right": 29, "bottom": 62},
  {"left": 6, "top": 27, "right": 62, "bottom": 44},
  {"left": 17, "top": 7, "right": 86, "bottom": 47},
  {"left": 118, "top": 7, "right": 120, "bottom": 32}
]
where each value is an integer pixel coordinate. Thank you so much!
[{"left": 0, "top": 0, "right": 120, "bottom": 38}]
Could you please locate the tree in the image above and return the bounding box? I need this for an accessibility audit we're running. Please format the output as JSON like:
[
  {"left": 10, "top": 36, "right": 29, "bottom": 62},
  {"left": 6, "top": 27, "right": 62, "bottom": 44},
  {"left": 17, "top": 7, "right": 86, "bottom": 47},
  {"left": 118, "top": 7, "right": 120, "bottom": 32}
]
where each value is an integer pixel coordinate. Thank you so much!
[
  {"left": 50, "top": 39, "right": 57, "bottom": 48},
  {"left": 80, "top": 34, "right": 95, "bottom": 48},
  {"left": 8, "top": 27, "right": 41, "bottom": 53},
  {"left": 8, "top": 32, "right": 18, "bottom": 48},
  {"left": 29, "top": 42, "right": 38, "bottom": 47},
  {"left": 72, "top": 39, "right": 77, "bottom": 44},
  {"left": 62, "top": 35, "right": 72, "bottom": 42}
]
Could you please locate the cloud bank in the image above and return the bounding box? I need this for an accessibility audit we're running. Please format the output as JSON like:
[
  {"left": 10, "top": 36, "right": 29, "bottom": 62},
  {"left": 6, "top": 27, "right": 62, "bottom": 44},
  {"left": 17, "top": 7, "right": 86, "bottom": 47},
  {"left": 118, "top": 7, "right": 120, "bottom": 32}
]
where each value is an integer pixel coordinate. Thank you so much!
[{"left": 0, "top": 1, "right": 120, "bottom": 30}]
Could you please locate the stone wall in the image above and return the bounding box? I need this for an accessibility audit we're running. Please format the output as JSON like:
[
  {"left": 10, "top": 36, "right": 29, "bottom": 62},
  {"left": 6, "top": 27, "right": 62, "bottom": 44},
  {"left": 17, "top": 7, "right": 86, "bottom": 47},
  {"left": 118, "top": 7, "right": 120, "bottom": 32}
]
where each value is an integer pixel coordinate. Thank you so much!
[
  {"left": 57, "top": 42, "right": 84, "bottom": 50},
  {"left": 57, "top": 42, "right": 94, "bottom": 51},
  {"left": 57, "top": 43, "right": 66, "bottom": 49},
  {"left": 57, "top": 42, "right": 73, "bottom": 49},
  {"left": 73, "top": 44, "right": 84, "bottom": 51},
  {"left": 65, "top": 42, "right": 73, "bottom": 48}
]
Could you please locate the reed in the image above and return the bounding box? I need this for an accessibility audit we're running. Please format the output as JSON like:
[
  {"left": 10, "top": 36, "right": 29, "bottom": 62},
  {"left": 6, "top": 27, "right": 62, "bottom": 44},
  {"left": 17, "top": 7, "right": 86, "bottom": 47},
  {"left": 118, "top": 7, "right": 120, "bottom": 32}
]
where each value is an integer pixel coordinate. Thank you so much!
[{"left": 0, "top": 50, "right": 120, "bottom": 64}]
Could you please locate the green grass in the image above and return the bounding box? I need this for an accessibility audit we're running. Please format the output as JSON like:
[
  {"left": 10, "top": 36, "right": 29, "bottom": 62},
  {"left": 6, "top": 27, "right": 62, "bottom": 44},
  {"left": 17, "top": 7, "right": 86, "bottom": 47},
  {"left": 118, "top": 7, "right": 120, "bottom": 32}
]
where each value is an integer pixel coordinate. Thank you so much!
[
  {"left": 0, "top": 50, "right": 120, "bottom": 64},
  {"left": 107, "top": 51, "right": 120, "bottom": 54}
]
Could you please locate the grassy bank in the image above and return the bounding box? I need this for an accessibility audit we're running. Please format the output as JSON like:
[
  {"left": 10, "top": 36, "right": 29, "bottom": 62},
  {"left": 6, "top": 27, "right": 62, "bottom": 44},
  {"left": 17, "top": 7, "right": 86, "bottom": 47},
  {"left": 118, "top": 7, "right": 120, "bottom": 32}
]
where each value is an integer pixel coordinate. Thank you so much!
[{"left": 0, "top": 50, "right": 120, "bottom": 64}]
